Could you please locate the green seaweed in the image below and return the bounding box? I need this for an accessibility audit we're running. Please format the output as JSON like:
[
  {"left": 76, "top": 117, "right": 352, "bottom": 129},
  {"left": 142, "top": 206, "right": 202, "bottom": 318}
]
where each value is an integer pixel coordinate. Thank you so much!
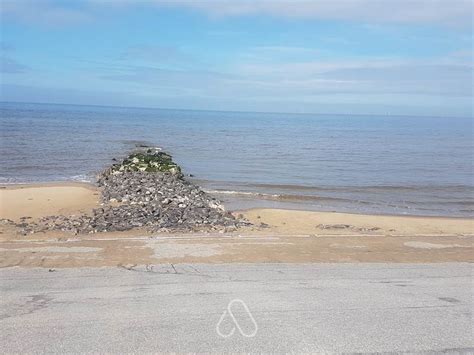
[{"left": 111, "top": 148, "right": 182, "bottom": 175}]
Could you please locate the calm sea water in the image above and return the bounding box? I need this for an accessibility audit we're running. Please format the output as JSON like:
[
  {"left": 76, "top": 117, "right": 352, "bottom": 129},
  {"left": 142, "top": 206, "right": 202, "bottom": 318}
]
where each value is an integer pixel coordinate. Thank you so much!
[{"left": 1, "top": 102, "right": 473, "bottom": 217}]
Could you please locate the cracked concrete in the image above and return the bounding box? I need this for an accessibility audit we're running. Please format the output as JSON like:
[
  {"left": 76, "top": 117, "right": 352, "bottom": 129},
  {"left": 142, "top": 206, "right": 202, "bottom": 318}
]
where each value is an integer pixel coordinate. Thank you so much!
[{"left": 1, "top": 263, "right": 472, "bottom": 353}]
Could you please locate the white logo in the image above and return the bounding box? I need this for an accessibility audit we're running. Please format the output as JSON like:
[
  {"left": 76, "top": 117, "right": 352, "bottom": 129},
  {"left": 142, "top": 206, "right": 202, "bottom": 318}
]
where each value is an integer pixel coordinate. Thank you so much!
[{"left": 216, "top": 299, "right": 258, "bottom": 338}]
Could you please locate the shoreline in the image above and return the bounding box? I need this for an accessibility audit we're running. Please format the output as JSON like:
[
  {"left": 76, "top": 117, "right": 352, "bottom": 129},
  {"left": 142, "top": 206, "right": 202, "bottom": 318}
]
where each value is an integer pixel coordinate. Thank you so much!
[
  {"left": 1, "top": 181, "right": 472, "bottom": 267},
  {"left": 2, "top": 180, "right": 472, "bottom": 220},
  {"left": 1, "top": 181, "right": 472, "bottom": 234}
]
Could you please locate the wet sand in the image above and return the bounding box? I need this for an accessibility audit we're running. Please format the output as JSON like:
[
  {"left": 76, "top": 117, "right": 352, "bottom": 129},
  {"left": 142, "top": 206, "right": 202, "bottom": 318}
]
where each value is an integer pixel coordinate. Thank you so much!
[{"left": 0, "top": 182, "right": 472, "bottom": 267}]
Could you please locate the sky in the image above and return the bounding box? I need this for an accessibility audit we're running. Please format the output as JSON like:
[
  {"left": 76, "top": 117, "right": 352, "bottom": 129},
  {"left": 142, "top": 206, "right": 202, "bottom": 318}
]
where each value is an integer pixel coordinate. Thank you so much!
[{"left": 0, "top": 0, "right": 473, "bottom": 116}]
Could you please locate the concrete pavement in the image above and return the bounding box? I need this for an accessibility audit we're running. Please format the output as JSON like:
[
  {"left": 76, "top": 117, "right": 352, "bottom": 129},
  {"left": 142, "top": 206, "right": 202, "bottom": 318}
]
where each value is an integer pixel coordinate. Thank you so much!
[{"left": 1, "top": 263, "right": 473, "bottom": 353}]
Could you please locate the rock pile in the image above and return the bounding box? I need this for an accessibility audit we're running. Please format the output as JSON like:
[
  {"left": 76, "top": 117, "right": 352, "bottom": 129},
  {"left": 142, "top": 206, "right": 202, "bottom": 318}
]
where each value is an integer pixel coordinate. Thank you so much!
[
  {"left": 18, "top": 148, "right": 249, "bottom": 235},
  {"left": 109, "top": 148, "right": 182, "bottom": 174}
]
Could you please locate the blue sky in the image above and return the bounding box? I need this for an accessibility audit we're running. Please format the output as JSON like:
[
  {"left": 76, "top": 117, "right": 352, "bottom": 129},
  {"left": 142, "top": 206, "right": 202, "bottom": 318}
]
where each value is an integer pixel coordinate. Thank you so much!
[{"left": 1, "top": 0, "right": 473, "bottom": 116}]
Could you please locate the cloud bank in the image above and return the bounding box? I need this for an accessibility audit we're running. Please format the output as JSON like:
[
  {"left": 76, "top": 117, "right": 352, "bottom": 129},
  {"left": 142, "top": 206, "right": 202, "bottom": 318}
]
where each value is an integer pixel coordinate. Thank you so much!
[
  {"left": 147, "top": 0, "right": 473, "bottom": 26},
  {"left": 2, "top": 0, "right": 473, "bottom": 27}
]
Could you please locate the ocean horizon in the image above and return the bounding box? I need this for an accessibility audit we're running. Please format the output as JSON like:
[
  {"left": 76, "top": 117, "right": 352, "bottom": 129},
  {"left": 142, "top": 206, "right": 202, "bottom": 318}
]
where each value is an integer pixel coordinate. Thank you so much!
[{"left": 1, "top": 101, "right": 473, "bottom": 217}]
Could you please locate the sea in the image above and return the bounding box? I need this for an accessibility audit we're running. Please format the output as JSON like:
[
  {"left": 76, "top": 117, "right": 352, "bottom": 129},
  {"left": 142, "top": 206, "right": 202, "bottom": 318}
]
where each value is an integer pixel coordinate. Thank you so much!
[{"left": 1, "top": 102, "right": 473, "bottom": 217}]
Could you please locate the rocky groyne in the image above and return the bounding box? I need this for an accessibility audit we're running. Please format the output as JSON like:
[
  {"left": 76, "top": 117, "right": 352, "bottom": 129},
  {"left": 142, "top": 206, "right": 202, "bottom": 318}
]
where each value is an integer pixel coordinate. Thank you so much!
[{"left": 17, "top": 147, "right": 249, "bottom": 235}]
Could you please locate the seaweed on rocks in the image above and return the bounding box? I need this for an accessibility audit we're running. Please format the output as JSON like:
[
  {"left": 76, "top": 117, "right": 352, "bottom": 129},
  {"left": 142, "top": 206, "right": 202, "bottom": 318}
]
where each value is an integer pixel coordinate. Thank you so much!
[
  {"left": 109, "top": 147, "right": 182, "bottom": 174},
  {"left": 19, "top": 148, "right": 250, "bottom": 235}
]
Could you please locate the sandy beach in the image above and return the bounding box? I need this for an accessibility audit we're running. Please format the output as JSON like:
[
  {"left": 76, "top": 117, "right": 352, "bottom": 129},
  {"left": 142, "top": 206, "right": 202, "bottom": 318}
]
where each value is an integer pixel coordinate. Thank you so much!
[
  {"left": 1, "top": 182, "right": 472, "bottom": 267},
  {"left": 0, "top": 182, "right": 100, "bottom": 220}
]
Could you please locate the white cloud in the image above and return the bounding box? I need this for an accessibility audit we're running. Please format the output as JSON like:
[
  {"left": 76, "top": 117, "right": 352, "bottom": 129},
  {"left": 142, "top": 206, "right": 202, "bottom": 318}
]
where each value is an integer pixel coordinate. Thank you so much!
[
  {"left": 1, "top": 0, "right": 92, "bottom": 26},
  {"left": 0, "top": 42, "right": 28, "bottom": 73},
  {"left": 97, "top": 55, "right": 473, "bottom": 98},
  {"left": 3, "top": 0, "right": 473, "bottom": 27},
  {"left": 0, "top": 56, "right": 29, "bottom": 73},
  {"left": 132, "top": 0, "right": 473, "bottom": 27}
]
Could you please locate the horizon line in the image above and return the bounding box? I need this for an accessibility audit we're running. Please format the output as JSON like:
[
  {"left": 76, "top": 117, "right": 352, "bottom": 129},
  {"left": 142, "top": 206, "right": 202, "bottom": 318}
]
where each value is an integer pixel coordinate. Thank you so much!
[{"left": 0, "top": 100, "right": 472, "bottom": 120}]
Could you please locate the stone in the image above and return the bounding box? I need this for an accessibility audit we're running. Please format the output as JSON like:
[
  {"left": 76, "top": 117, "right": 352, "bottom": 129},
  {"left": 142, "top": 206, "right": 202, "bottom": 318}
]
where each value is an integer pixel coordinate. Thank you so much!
[{"left": 18, "top": 147, "right": 251, "bottom": 235}]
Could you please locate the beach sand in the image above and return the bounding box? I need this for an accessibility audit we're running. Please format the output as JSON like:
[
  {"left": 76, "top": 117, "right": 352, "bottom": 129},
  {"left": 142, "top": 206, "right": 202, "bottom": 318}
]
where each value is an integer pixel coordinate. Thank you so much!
[
  {"left": 0, "top": 182, "right": 100, "bottom": 221},
  {"left": 0, "top": 182, "right": 472, "bottom": 267},
  {"left": 242, "top": 208, "right": 473, "bottom": 236}
]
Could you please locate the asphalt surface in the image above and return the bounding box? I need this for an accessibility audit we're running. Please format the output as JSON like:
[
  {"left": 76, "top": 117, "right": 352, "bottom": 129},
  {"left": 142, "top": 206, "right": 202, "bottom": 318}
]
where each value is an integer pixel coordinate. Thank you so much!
[{"left": 1, "top": 263, "right": 473, "bottom": 353}]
